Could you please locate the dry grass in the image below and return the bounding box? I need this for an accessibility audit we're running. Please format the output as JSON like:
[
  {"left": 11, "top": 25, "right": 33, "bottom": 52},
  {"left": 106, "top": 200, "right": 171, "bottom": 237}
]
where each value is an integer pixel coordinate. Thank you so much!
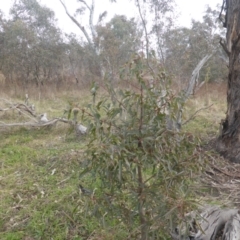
[{"left": 183, "top": 81, "right": 227, "bottom": 138}]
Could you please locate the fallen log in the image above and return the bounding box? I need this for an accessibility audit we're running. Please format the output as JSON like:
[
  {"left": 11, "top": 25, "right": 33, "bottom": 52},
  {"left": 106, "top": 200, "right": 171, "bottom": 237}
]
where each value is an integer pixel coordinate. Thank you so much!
[{"left": 0, "top": 97, "right": 87, "bottom": 135}]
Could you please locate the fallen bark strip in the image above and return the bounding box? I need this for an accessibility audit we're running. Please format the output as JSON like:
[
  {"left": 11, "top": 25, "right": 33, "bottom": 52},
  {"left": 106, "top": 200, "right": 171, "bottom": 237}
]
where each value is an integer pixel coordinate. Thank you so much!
[
  {"left": 210, "top": 164, "right": 240, "bottom": 179},
  {"left": 172, "top": 206, "right": 240, "bottom": 240}
]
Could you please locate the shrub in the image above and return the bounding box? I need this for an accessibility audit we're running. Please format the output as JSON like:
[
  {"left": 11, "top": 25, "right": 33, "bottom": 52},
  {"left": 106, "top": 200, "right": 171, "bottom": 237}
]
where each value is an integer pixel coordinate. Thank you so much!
[{"left": 80, "top": 55, "right": 202, "bottom": 239}]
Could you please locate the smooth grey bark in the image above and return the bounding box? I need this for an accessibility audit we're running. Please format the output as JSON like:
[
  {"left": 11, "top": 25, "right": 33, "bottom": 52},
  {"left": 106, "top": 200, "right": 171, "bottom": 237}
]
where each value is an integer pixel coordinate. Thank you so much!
[
  {"left": 166, "top": 54, "right": 211, "bottom": 131},
  {"left": 78, "top": 0, "right": 96, "bottom": 40},
  {"left": 58, "top": 0, "right": 93, "bottom": 47}
]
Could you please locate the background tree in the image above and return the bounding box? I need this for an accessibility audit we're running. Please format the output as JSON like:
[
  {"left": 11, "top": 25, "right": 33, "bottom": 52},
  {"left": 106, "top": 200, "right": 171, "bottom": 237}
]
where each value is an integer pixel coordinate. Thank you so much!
[
  {"left": 164, "top": 6, "right": 227, "bottom": 89},
  {"left": 59, "top": 0, "right": 104, "bottom": 78},
  {"left": 0, "top": 0, "right": 67, "bottom": 92},
  {"left": 65, "top": 34, "right": 84, "bottom": 85},
  {"left": 95, "top": 15, "right": 142, "bottom": 82},
  {"left": 59, "top": 0, "right": 177, "bottom": 80}
]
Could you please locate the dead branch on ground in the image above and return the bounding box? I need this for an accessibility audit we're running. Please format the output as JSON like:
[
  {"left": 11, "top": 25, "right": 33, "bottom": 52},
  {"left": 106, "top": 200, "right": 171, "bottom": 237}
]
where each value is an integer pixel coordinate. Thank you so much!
[{"left": 0, "top": 97, "right": 87, "bottom": 135}]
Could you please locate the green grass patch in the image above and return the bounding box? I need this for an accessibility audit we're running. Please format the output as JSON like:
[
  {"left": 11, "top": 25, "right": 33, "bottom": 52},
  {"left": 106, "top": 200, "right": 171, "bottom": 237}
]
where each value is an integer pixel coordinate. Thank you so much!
[
  {"left": 0, "top": 88, "right": 227, "bottom": 239},
  {"left": 0, "top": 123, "right": 96, "bottom": 239}
]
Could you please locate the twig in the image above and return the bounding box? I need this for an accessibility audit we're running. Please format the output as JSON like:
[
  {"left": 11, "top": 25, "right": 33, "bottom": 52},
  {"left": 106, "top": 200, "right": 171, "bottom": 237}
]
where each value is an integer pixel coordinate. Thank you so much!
[
  {"left": 143, "top": 174, "right": 156, "bottom": 184},
  {"left": 0, "top": 102, "right": 37, "bottom": 122},
  {"left": 57, "top": 176, "right": 71, "bottom": 185},
  {"left": 0, "top": 98, "right": 13, "bottom": 104},
  {"left": 86, "top": 230, "right": 96, "bottom": 240},
  {"left": 61, "top": 211, "right": 77, "bottom": 225},
  {"left": 182, "top": 104, "right": 214, "bottom": 126},
  {"left": 210, "top": 164, "right": 240, "bottom": 178},
  {"left": 135, "top": 0, "right": 156, "bottom": 76}
]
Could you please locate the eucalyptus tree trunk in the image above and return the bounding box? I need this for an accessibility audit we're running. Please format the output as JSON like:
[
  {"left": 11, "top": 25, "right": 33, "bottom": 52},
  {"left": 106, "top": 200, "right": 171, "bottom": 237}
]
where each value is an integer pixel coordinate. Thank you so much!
[{"left": 217, "top": 0, "right": 240, "bottom": 162}]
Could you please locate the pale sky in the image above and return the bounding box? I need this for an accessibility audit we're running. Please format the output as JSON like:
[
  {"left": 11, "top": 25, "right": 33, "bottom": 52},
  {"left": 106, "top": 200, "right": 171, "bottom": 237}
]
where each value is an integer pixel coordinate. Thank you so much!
[{"left": 1, "top": 0, "right": 223, "bottom": 34}]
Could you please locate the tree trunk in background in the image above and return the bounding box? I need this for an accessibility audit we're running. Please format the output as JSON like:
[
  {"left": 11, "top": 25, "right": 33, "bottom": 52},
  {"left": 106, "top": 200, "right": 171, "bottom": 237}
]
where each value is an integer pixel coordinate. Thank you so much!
[{"left": 217, "top": 0, "right": 240, "bottom": 162}]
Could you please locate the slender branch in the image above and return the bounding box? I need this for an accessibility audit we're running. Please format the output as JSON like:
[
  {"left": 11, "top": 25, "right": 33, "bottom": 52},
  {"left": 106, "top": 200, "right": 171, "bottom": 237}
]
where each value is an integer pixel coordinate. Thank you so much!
[
  {"left": 143, "top": 174, "right": 156, "bottom": 184},
  {"left": 0, "top": 107, "right": 12, "bottom": 111},
  {"left": 184, "top": 54, "right": 212, "bottom": 98},
  {"left": 0, "top": 103, "right": 37, "bottom": 122},
  {"left": 154, "top": 5, "right": 165, "bottom": 64},
  {"left": 0, "top": 98, "right": 13, "bottom": 104},
  {"left": 57, "top": 176, "right": 71, "bottom": 185},
  {"left": 90, "top": 0, "right": 96, "bottom": 40},
  {"left": 78, "top": 0, "right": 91, "bottom": 10},
  {"left": 139, "top": 82, "right": 143, "bottom": 139},
  {"left": 58, "top": 0, "right": 93, "bottom": 47},
  {"left": 62, "top": 211, "right": 77, "bottom": 225},
  {"left": 79, "top": 0, "right": 96, "bottom": 40},
  {"left": 137, "top": 81, "right": 147, "bottom": 239},
  {"left": 135, "top": 0, "right": 155, "bottom": 76},
  {"left": 182, "top": 104, "right": 214, "bottom": 126},
  {"left": 137, "top": 165, "right": 147, "bottom": 240},
  {"left": 136, "top": 0, "right": 149, "bottom": 58},
  {"left": 170, "top": 54, "right": 212, "bottom": 130}
]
